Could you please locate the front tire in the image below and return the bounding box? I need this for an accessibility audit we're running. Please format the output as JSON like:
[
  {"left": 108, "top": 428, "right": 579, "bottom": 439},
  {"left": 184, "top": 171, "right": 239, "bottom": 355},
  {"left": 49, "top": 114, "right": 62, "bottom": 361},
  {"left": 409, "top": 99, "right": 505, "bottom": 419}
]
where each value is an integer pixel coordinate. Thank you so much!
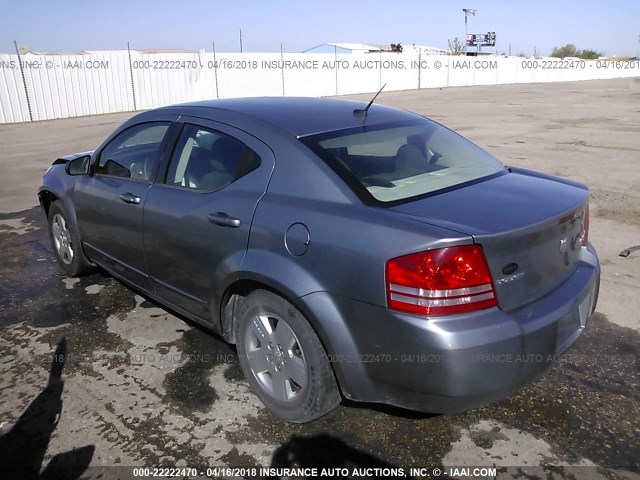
[
  {"left": 235, "top": 290, "right": 341, "bottom": 423},
  {"left": 47, "top": 201, "right": 93, "bottom": 277}
]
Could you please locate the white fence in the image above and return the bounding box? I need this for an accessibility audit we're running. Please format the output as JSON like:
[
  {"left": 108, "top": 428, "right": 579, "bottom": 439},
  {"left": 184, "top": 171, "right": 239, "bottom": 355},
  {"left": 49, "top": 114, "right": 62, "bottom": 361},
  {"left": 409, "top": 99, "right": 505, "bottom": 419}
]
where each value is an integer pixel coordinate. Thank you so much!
[{"left": 1, "top": 52, "right": 638, "bottom": 123}]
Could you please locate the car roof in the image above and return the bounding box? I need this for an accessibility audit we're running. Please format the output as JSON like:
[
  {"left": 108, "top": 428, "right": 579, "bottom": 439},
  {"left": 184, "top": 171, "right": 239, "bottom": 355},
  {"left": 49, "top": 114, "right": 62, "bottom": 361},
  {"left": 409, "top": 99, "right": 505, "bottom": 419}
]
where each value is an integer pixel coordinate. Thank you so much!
[{"left": 166, "top": 97, "right": 423, "bottom": 137}]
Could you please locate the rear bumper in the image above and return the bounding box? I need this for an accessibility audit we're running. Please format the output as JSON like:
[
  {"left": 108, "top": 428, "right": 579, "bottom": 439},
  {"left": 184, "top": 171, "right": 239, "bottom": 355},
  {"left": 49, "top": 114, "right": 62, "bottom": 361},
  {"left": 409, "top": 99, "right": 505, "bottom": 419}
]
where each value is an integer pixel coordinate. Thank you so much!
[{"left": 298, "top": 244, "right": 600, "bottom": 413}]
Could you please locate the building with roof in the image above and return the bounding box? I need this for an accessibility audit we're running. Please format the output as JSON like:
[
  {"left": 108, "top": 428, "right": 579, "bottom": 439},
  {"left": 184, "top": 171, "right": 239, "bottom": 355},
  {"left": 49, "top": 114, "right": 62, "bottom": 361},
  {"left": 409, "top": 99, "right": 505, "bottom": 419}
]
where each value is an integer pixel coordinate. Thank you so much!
[
  {"left": 130, "top": 48, "right": 196, "bottom": 54},
  {"left": 22, "top": 50, "right": 88, "bottom": 56},
  {"left": 302, "top": 43, "right": 382, "bottom": 54},
  {"left": 403, "top": 44, "right": 449, "bottom": 55},
  {"left": 21, "top": 48, "right": 197, "bottom": 56},
  {"left": 303, "top": 42, "right": 448, "bottom": 55}
]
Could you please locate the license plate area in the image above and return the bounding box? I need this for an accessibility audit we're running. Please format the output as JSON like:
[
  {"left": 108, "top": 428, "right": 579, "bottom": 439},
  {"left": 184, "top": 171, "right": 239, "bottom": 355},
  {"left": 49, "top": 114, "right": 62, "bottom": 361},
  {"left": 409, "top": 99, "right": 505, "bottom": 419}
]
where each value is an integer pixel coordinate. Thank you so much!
[{"left": 556, "top": 285, "right": 594, "bottom": 354}]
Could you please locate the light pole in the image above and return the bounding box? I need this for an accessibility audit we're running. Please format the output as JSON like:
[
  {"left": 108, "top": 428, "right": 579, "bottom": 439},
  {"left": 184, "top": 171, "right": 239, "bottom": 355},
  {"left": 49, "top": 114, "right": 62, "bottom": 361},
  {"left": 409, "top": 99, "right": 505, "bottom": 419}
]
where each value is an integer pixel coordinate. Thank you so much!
[{"left": 463, "top": 8, "right": 476, "bottom": 55}]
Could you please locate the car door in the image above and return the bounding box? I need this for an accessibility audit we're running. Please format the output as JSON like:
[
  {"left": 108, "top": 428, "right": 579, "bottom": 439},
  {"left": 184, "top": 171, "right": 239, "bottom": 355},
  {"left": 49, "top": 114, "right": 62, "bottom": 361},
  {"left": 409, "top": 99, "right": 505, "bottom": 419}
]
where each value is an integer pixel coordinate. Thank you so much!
[
  {"left": 74, "top": 120, "right": 176, "bottom": 288},
  {"left": 143, "top": 117, "right": 275, "bottom": 318}
]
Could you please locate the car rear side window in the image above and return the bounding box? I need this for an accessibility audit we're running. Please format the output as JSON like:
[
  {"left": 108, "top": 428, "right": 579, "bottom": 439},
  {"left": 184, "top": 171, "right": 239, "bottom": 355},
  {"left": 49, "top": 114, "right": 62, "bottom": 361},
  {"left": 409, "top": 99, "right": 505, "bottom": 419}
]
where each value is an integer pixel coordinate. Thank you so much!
[
  {"left": 95, "top": 122, "right": 170, "bottom": 181},
  {"left": 302, "top": 119, "right": 506, "bottom": 204},
  {"left": 165, "top": 124, "right": 261, "bottom": 191}
]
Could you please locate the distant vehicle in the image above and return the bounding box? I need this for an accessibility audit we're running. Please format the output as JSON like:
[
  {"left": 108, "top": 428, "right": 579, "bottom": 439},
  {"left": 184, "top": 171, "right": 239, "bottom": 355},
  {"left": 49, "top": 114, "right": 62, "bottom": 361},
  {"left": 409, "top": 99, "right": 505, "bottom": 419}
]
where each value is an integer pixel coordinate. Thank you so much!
[{"left": 39, "top": 97, "right": 600, "bottom": 422}]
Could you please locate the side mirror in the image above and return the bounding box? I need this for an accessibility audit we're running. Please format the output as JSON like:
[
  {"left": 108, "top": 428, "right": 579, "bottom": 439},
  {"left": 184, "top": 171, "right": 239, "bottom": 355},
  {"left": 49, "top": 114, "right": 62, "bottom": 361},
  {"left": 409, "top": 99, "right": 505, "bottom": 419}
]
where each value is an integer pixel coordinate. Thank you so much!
[{"left": 65, "top": 155, "right": 90, "bottom": 176}]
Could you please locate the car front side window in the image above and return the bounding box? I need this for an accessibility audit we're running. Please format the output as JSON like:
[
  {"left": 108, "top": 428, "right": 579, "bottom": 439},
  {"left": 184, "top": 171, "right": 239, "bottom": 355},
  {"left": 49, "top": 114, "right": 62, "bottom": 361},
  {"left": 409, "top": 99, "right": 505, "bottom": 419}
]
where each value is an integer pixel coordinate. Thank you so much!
[
  {"left": 95, "top": 122, "right": 170, "bottom": 181},
  {"left": 165, "top": 124, "right": 261, "bottom": 191}
]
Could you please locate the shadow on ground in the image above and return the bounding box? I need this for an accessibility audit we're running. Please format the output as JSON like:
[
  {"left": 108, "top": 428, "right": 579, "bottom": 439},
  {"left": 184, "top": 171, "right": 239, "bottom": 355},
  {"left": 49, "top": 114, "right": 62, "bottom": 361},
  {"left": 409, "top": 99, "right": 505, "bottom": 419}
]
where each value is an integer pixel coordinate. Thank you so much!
[
  {"left": 0, "top": 338, "right": 95, "bottom": 479},
  {"left": 0, "top": 206, "right": 639, "bottom": 474},
  {"left": 268, "top": 434, "right": 412, "bottom": 479}
]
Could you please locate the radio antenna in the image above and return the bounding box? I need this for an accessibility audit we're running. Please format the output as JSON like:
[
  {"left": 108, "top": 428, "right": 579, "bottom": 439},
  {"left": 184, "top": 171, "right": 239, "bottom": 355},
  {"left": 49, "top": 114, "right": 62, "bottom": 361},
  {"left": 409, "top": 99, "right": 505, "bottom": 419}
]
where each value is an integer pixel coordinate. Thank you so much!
[{"left": 353, "top": 83, "right": 386, "bottom": 121}]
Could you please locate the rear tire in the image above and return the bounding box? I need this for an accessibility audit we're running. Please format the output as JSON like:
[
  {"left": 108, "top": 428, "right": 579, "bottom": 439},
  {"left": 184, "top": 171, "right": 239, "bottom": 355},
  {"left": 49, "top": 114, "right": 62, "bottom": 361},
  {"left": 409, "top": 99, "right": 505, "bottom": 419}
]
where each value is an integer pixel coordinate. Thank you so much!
[
  {"left": 47, "top": 201, "right": 93, "bottom": 277},
  {"left": 235, "top": 289, "right": 341, "bottom": 423}
]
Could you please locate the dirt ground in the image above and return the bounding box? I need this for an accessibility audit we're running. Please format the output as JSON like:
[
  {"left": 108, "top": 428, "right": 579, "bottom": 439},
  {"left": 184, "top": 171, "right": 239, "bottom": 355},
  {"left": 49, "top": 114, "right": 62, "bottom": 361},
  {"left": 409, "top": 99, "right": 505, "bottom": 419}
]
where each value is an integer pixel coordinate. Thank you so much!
[{"left": 0, "top": 78, "right": 638, "bottom": 479}]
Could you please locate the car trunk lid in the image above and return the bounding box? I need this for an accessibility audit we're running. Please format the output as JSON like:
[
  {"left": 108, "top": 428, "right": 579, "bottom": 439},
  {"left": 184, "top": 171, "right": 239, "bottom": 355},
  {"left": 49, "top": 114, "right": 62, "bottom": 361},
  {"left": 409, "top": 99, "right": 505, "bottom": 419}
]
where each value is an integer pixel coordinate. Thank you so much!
[{"left": 390, "top": 171, "right": 589, "bottom": 312}]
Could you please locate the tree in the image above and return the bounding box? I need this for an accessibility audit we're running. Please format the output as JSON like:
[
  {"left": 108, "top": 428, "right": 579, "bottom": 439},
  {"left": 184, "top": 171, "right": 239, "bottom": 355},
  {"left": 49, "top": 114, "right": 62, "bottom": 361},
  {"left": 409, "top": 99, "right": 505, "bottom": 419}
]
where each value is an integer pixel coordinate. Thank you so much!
[
  {"left": 551, "top": 44, "right": 579, "bottom": 58},
  {"left": 579, "top": 49, "right": 601, "bottom": 59},
  {"left": 448, "top": 38, "right": 464, "bottom": 55},
  {"left": 551, "top": 44, "right": 603, "bottom": 59}
]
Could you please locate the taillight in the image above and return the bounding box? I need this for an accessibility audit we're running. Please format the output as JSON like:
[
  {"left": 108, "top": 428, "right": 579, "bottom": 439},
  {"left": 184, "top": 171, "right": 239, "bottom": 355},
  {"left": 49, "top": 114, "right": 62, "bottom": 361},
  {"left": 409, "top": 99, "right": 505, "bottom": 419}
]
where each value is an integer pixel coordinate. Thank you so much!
[
  {"left": 386, "top": 245, "right": 497, "bottom": 316},
  {"left": 581, "top": 203, "right": 590, "bottom": 247}
]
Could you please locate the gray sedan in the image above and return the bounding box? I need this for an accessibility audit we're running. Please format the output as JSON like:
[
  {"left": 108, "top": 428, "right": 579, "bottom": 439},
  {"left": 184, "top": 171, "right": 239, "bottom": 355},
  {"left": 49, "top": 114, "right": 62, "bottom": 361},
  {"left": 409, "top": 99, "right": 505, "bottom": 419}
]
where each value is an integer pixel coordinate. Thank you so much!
[{"left": 38, "top": 97, "right": 600, "bottom": 423}]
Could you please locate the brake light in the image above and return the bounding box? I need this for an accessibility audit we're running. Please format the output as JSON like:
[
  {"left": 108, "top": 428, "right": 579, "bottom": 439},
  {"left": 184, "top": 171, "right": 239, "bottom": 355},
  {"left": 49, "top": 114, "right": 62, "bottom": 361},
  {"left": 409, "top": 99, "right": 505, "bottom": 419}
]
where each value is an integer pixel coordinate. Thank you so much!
[
  {"left": 581, "top": 203, "right": 590, "bottom": 247},
  {"left": 386, "top": 245, "right": 497, "bottom": 316}
]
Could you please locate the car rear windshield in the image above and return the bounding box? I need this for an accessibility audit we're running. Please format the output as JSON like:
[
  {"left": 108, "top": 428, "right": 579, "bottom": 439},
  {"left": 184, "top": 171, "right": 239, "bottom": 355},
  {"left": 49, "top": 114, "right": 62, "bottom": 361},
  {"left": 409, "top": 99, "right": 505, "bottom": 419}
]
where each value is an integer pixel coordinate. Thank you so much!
[{"left": 301, "top": 119, "right": 506, "bottom": 204}]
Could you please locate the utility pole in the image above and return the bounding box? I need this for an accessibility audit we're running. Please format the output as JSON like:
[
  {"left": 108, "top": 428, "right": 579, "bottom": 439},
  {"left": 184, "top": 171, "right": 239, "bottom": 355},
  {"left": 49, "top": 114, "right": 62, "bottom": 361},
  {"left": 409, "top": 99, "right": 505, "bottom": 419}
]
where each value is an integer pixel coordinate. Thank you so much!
[
  {"left": 14, "top": 40, "right": 32, "bottom": 121},
  {"left": 239, "top": 29, "right": 243, "bottom": 53},
  {"left": 212, "top": 41, "right": 219, "bottom": 99},
  {"left": 462, "top": 9, "right": 476, "bottom": 56}
]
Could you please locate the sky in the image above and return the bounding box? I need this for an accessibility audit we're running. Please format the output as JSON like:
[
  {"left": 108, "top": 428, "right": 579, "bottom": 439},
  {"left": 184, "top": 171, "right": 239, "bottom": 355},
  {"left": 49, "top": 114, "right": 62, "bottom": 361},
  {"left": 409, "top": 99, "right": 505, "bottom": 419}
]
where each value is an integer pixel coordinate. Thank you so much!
[{"left": 1, "top": 0, "right": 638, "bottom": 57}]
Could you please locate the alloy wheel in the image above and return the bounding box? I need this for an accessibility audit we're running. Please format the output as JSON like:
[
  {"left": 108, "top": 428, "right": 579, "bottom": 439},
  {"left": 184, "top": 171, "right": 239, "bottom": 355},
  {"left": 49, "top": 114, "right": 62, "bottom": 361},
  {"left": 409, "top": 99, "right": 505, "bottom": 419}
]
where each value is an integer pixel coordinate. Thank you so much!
[
  {"left": 244, "top": 313, "right": 307, "bottom": 403},
  {"left": 51, "top": 213, "right": 74, "bottom": 265}
]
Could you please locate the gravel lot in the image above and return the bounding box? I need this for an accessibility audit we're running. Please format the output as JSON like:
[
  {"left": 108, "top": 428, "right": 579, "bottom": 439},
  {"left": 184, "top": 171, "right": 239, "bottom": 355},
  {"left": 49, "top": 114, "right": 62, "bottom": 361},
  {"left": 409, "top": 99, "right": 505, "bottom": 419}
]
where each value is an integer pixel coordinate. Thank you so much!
[{"left": 0, "top": 78, "right": 638, "bottom": 479}]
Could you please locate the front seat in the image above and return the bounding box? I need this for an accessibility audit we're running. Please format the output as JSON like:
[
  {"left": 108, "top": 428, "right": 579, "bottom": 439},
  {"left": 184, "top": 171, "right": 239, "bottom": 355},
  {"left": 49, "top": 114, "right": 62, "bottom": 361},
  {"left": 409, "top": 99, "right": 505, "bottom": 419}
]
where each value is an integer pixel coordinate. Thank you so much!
[
  {"left": 184, "top": 134, "right": 246, "bottom": 191},
  {"left": 183, "top": 146, "right": 233, "bottom": 191},
  {"left": 209, "top": 136, "right": 244, "bottom": 174},
  {"left": 395, "top": 144, "right": 428, "bottom": 178}
]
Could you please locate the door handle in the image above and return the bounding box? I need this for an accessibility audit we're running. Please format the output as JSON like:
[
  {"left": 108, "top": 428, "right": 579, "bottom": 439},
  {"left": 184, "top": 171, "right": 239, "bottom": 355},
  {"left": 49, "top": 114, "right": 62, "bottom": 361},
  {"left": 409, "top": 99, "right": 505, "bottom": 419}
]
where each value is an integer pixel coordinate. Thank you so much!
[
  {"left": 208, "top": 212, "right": 241, "bottom": 228},
  {"left": 119, "top": 192, "right": 141, "bottom": 204}
]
